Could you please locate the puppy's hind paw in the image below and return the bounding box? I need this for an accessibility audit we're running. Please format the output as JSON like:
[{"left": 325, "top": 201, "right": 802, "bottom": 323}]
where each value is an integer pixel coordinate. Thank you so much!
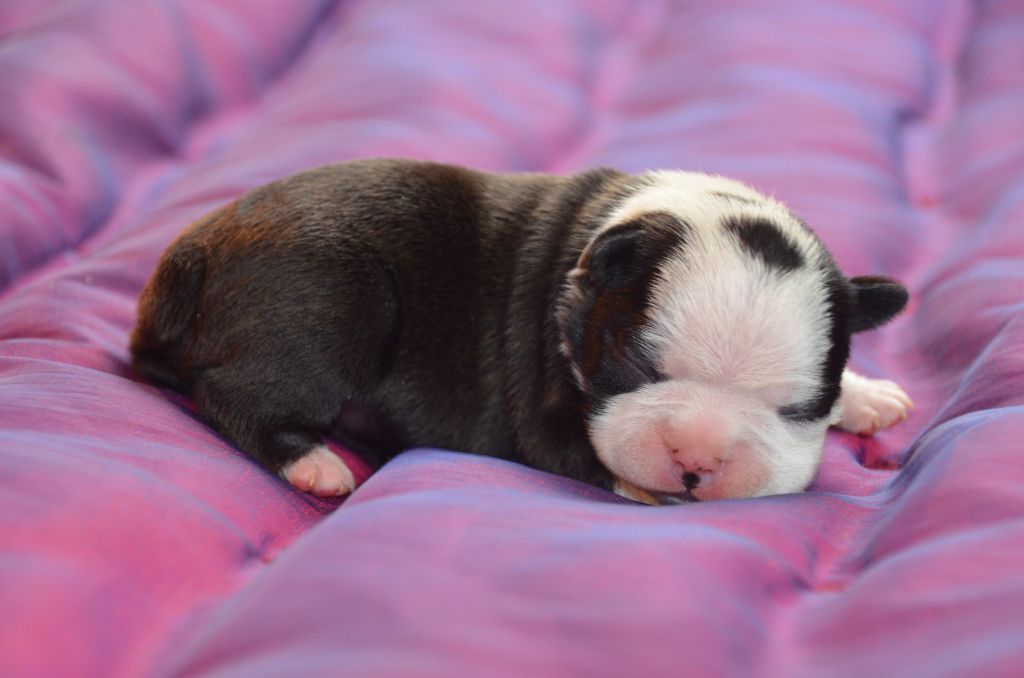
[
  {"left": 281, "top": 445, "right": 356, "bottom": 497},
  {"left": 837, "top": 370, "right": 914, "bottom": 436}
]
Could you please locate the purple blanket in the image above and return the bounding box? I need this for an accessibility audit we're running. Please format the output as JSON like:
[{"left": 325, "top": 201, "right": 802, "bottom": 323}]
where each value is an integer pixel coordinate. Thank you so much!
[{"left": 2, "top": 1, "right": 1023, "bottom": 676}]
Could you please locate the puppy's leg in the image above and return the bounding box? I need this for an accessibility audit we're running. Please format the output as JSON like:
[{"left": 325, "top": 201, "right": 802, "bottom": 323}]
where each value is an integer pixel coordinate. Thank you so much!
[
  {"left": 835, "top": 369, "right": 914, "bottom": 435},
  {"left": 195, "top": 369, "right": 356, "bottom": 496},
  {"left": 189, "top": 248, "right": 399, "bottom": 496}
]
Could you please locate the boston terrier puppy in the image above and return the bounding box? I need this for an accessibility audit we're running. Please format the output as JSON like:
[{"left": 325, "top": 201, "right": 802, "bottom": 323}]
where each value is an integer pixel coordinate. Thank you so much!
[{"left": 131, "top": 159, "right": 911, "bottom": 505}]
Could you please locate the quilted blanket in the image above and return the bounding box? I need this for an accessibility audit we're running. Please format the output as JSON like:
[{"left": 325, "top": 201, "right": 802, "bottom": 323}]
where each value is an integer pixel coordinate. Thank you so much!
[{"left": 2, "top": 1, "right": 1022, "bottom": 676}]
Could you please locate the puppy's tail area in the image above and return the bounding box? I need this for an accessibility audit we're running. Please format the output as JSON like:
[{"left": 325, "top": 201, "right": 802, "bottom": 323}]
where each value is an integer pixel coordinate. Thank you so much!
[{"left": 130, "top": 236, "right": 206, "bottom": 393}]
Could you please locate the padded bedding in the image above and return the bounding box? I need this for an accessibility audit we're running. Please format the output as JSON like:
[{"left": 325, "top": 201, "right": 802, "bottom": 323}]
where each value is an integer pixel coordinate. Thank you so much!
[{"left": 2, "top": 0, "right": 1023, "bottom": 675}]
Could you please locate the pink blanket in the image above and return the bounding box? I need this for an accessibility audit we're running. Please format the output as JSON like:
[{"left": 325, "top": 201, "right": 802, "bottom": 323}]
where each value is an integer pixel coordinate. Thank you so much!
[{"left": 2, "top": 1, "right": 1022, "bottom": 675}]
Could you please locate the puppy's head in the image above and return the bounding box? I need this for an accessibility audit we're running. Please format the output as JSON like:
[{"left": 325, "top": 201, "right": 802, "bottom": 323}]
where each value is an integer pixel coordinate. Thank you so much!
[{"left": 557, "top": 171, "right": 907, "bottom": 503}]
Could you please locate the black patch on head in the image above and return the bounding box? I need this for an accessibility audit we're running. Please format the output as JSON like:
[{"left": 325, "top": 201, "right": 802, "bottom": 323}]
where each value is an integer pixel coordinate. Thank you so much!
[
  {"left": 564, "top": 211, "right": 688, "bottom": 408},
  {"left": 724, "top": 216, "right": 804, "bottom": 272}
]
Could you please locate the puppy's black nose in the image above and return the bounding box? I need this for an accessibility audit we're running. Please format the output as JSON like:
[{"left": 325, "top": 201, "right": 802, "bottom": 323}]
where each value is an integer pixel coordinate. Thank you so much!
[{"left": 682, "top": 472, "right": 701, "bottom": 490}]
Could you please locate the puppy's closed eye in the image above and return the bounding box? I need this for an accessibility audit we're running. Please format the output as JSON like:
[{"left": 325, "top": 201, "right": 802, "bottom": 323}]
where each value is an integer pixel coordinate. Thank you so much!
[
  {"left": 778, "top": 405, "right": 808, "bottom": 421},
  {"left": 588, "top": 336, "right": 665, "bottom": 401},
  {"left": 620, "top": 340, "right": 666, "bottom": 385},
  {"left": 777, "top": 402, "right": 828, "bottom": 423}
]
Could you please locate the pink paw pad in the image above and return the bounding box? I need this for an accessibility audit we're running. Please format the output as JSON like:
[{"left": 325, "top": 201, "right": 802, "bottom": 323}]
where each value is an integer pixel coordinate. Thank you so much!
[{"left": 280, "top": 445, "right": 356, "bottom": 497}]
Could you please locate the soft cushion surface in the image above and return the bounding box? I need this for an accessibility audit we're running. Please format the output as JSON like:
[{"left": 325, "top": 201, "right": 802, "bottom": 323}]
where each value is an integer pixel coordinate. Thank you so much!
[{"left": 1, "top": 1, "right": 1023, "bottom": 676}]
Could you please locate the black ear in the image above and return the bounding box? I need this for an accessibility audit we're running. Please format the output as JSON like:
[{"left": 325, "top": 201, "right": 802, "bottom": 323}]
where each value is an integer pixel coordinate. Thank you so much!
[
  {"left": 849, "top": 275, "right": 909, "bottom": 333},
  {"left": 576, "top": 225, "right": 646, "bottom": 289},
  {"left": 575, "top": 212, "right": 687, "bottom": 290}
]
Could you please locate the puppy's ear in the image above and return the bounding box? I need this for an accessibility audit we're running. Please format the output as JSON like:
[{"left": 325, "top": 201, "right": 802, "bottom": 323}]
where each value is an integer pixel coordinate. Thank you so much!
[
  {"left": 573, "top": 212, "right": 686, "bottom": 290},
  {"left": 848, "top": 275, "right": 909, "bottom": 333},
  {"left": 575, "top": 225, "right": 646, "bottom": 289}
]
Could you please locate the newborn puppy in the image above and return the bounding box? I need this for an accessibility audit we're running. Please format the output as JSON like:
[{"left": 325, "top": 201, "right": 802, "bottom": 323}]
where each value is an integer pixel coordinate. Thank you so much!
[{"left": 131, "top": 159, "right": 911, "bottom": 504}]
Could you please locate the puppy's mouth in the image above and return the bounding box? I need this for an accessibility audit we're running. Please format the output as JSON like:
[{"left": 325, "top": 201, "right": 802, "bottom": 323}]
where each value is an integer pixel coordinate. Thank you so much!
[
  {"left": 654, "top": 488, "right": 702, "bottom": 505},
  {"left": 654, "top": 469, "right": 706, "bottom": 504},
  {"left": 614, "top": 474, "right": 704, "bottom": 505}
]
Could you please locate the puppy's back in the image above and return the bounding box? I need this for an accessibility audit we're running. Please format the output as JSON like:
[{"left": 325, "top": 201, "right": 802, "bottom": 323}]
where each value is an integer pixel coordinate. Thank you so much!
[{"left": 129, "top": 158, "right": 494, "bottom": 399}]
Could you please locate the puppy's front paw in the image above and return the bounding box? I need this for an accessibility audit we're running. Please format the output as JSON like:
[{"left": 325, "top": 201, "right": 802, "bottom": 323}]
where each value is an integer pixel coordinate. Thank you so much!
[
  {"left": 280, "top": 445, "right": 356, "bottom": 497},
  {"left": 837, "top": 370, "right": 914, "bottom": 435}
]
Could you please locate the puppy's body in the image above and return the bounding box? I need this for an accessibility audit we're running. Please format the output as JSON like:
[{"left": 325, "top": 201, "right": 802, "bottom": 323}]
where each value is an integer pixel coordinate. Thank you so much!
[
  {"left": 132, "top": 159, "right": 910, "bottom": 502},
  {"left": 134, "top": 160, "right": 629, "bottom": 489}
]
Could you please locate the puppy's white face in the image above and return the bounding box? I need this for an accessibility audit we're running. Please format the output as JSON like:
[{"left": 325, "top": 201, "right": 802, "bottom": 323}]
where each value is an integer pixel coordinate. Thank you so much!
[
  {"left": 591, "top": 173, "right": 835, "bottom": 501},
  {"left": 559, "top": 171, "right": 895, "bottom": 502}
]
